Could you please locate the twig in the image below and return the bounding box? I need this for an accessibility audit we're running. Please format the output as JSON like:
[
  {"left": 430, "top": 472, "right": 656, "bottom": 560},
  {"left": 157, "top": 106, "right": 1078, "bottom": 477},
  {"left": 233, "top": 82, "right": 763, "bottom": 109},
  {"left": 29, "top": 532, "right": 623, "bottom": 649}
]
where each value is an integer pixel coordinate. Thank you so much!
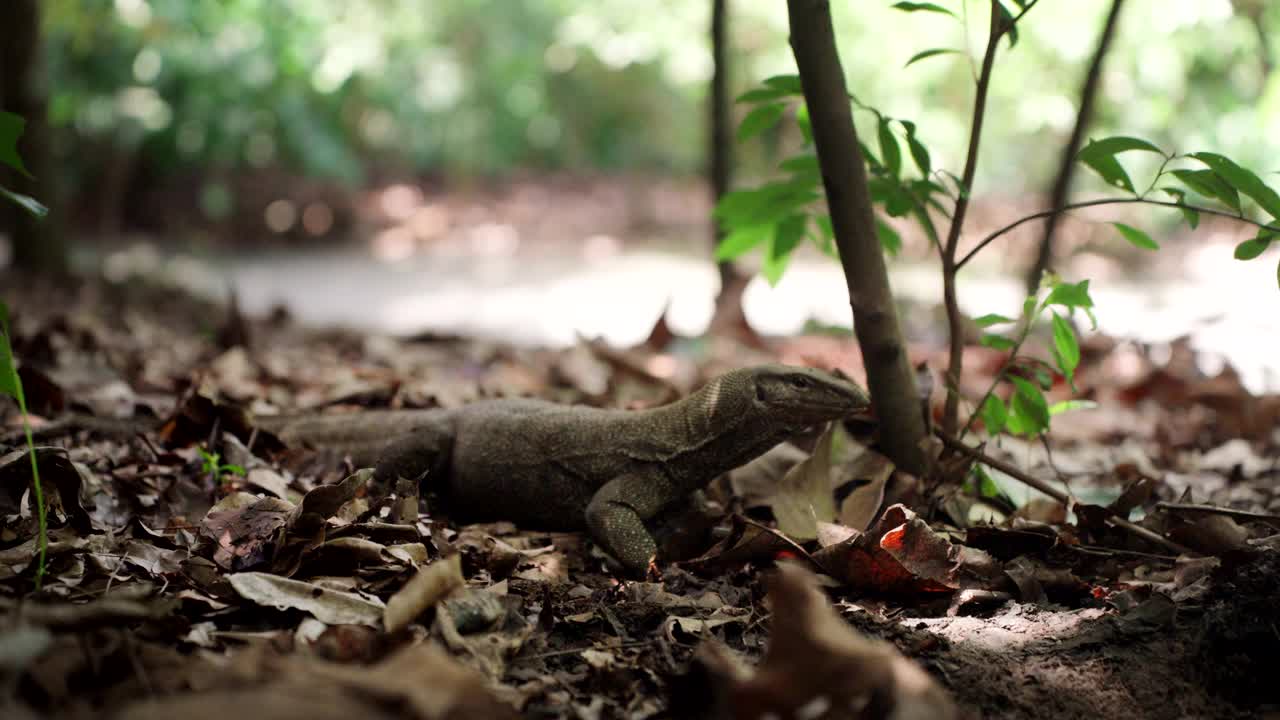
[
  {"left": 512, "top": 640, "right": 651, "bottom": 663},
  {"left": 956, "top": 197, "right": 1280, "bottom": 270},
  {"left": 935, "top": 430, "right": 1193, "bottom": 555},
  {"left": 735, "top": 514, "right": 829, "bottom": 575},
  {"left": 1155, "top": 502, "right": 1280, "bottom": 526}
]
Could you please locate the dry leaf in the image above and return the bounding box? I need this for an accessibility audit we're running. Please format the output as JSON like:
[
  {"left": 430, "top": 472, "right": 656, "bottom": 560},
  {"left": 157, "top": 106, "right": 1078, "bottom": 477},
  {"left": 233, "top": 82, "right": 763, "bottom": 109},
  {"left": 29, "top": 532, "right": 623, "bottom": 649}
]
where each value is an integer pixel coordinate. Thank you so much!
[
  {"left": 384, "top": 554, "right": 465, "bottom": 632},
  {"left": 770, "top": 424, "right": 836, "bottom": 540},
  {"left": 227, "top": 572, "right": 385, "bottom": 626}
]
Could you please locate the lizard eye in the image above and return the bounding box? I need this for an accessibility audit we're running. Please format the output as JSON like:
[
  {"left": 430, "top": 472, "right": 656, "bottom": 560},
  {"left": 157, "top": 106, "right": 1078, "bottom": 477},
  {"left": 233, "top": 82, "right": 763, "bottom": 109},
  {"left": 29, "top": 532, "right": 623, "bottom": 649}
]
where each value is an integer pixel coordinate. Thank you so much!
[{"left": 788, "top": 376, "right": 810, "bottom": 389}]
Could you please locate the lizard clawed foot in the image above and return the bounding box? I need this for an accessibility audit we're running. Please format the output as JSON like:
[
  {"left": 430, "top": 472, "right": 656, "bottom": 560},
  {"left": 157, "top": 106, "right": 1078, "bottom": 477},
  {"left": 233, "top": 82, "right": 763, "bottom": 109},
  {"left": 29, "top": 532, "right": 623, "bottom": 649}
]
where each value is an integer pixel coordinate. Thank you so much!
[{"left": 644, "top": 557, "right": 663, "bottom": 582}]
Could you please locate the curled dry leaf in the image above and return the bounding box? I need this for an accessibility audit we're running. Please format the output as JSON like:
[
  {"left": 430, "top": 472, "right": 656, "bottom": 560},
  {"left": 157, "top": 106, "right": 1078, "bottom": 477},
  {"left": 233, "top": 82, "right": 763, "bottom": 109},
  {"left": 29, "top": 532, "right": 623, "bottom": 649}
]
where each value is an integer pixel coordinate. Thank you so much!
[
  {"left": 814, "top": 504, "right": 1004, "bottom": 595},
  {"left": 384, "top": 553, "right": 465, "bottom": 632},
  {"left": 693, "top": 562, "right": 956, "bottom": 720}
]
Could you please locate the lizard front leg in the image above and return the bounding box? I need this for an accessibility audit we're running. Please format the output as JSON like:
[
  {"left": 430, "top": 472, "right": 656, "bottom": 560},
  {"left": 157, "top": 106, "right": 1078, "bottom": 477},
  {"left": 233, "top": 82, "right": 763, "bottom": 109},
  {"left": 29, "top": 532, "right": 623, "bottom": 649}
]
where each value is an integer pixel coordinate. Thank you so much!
[{"left": 585, "top": 470, "right": 678, "bottom": 576}]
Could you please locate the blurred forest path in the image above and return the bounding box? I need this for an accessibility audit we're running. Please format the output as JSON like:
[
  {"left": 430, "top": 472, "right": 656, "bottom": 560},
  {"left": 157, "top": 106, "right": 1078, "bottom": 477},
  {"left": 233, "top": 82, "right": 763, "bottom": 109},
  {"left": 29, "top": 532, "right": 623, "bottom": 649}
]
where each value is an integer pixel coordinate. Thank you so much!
[{"left": 82, "top": 231, "right": 1280, "bottom": 395}]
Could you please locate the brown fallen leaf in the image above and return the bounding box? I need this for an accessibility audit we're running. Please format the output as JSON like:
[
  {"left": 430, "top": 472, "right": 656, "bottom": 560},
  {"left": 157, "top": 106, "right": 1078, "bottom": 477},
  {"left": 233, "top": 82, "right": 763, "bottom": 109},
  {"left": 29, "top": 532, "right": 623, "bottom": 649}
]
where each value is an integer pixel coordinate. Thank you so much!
[
  {"left": 118, "top": 642, "right": 519, "bottom": 720},
  {"left": 686, "top": 562, "right": 956, "bottom": 720},
  {"left": 814, "top": 504, "right": 1004, "bottom": 595},
  {"left": 384, "top": 553, "right": 465, "bottom": 632},
  {"left": 200, "top": 491, "right": 292, "bottom": 571},
  {"left": 835, "top": 445, "right": 896, "bottom": 532},
  {"left": 770, "top": 424, "right": 837, "bottom": 541}
]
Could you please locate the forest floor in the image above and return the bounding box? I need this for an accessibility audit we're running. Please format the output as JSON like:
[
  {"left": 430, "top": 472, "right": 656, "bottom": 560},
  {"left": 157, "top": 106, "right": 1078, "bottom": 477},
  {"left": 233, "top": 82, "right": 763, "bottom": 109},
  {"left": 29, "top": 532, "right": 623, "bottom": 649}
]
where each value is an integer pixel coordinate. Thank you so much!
[{"left": 1, "top": 270, "right": 1279, "bottom": 720}]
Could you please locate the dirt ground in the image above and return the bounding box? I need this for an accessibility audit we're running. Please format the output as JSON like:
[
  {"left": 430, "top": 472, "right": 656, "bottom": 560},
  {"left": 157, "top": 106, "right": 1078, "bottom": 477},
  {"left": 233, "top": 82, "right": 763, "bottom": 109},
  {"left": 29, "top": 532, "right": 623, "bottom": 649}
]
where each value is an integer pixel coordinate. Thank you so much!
[{"left": 2, "top": 273, "right": 1279, "bottom": 719}]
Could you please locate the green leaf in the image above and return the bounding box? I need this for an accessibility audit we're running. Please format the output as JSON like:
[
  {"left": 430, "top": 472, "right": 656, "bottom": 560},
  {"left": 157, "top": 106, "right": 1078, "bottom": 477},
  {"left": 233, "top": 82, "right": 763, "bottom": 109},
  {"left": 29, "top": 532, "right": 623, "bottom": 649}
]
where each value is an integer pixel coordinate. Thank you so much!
[
  {"left": 1161, "top": 187, "right": 1199, "bottom": 228},
  {"left": 796, "top": 104, "right": 812, "bottom": 145},
  {"left": 901, "top": 121, "right": 932, "bottom": 176},
  {"left": 736, "top": 87, "right": 791, "bottom": 104},
  {"left": 981, "top": 334, "right": 1016, "bottom": 351},
  {"left": 875, "top": 218, "right": 901, "bottom": 256},
  {"left": 1171, "top": 169, "right": 1241, "bottom": 213},
  {"left": 996, "top": 3, "right": 1019, "bottom": 47},
  {"left": 764, "top": 74, "right": 804, "bottom": 94},
  {"left": 1190, "top": 152, "right": 1280, "bottom": 220},
  {"left": 816, "top": 215, "right": 834, "bottom": 240},
  {"left": 857, "top": 140, "right": 882, "bottom": 172},
  {"left": 974, "top": 313, "right": 1015, "bottom": 328},
  {"left": 714, "top": 179, "right": 819, "bottom": 228},
  {"left": 771, "top": 214, "right": 807, "bottom": 261},
  {"left": 1009, "top": 376, "right": 1050, "bottom": 436},
  {"left": 0, "top": 112, "right": 33, "bottom": 178},
  {"left": 1050, "top": 313, "right": 1080, "bottom": 380},
  {"left": 1111, "top": 222, "right": 1158, "bottom": 251},
  {"left": 905, "top": 48, "right": 963, "bottom": 67},
  {"left": 1075, "top": 137, "right": 1162, "bottom": 195},
  {"left": 762, "top": 214, "right": 807, "bottom": 286},
  {"left": 1045, "top": 279, "right": 1097, "bottom": 330},
  {"left": 877, "top": 117, "right": 901, "bottom": 178},
  {"left": 980, "top": 394, "right": 1007, "bottom": 434},
  {"left": 1045, "top": 279, "right": 1094, "bottom": 311},
  {"left": 1049, "top": 399, "right": 1098, "bottom": 416},
  {"left": 0, "top": 186, "right": 48, "bottom": 218},
  {"left": 778, "top": 153, "right": 819, "bottom": 180},
  {"left": 1078, "top": 154, "right": 1133, "bottom": 193},
  {"left": 1234, "top": 231, "right": 1274, "bottom": 260},
  {"left": 1078, "top": 135, "right": 1164, "bottom": 158},
  {"left": 971, "top": 464, "right": 1010, "bottom": 502},
  {"left": 891, "top": 1, "right": 955, "bottom": 16},
  {"left": 1076, "top": 137, "right": 1162, "bottom": 195},
  {"left": 814, "top": 215, "right": 837, "bottom": 258},
  {"left": 715, "top": 224, "right": 771, "bottom": 260},
  {"left": 884, "top": 185, "right": 914, "bottom": 218},
  {"left": 738, "top": 103, "right": 785, "bottom": 142}
]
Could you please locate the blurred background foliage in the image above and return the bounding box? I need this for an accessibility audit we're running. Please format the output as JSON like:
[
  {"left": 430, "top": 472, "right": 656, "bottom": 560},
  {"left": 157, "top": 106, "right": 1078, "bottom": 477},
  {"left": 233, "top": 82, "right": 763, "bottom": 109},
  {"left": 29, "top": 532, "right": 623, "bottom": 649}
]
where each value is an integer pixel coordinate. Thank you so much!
[{"left": 34, "top": 0, "right": 1280, "bottom": 223}]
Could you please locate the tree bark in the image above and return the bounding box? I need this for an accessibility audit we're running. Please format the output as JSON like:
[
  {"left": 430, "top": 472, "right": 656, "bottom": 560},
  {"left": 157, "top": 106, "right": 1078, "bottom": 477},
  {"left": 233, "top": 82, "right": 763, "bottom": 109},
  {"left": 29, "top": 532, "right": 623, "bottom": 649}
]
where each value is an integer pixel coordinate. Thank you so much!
[
  {"left": 786, "top": 0, "right": 928, "bottom": 475},
  {"left": 0, "top": 0, "right": 63, "bottom": 273},
  {"left": 1023, "top": 0, "right": 1126, "bottom": 295}
]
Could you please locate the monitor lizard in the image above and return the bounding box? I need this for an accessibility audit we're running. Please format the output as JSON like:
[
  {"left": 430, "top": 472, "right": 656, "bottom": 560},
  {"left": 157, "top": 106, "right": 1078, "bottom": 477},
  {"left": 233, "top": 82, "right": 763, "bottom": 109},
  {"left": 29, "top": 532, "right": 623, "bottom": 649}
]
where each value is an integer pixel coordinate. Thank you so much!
[
  {"left": 259, "top": 364, "right": 870, "bottom": 574},
  {"left": 8, "top": 365, "right": 869, "bottom": 574}
]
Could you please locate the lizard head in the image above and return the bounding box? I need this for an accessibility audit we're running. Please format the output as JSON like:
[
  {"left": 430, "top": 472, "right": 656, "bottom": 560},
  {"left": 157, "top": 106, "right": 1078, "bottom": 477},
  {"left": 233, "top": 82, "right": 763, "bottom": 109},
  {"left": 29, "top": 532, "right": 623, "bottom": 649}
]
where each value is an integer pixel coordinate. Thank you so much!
[{"left": 749, "top": 364, "right": 870, "bottom": 426}]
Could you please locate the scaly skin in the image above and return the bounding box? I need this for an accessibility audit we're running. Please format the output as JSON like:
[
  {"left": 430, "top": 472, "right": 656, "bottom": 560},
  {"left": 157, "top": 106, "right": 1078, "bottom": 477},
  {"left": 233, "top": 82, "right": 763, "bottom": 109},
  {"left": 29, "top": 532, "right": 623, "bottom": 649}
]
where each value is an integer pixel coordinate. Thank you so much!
[{"left": 261, "top": 364, "right": 870, "bottom": 574}]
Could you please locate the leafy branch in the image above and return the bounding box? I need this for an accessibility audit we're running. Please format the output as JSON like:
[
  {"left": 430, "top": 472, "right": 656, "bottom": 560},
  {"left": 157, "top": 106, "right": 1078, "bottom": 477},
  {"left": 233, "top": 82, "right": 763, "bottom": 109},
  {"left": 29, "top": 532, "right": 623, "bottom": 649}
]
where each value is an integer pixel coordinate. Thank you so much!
[{"left": 719, "top": 0, "right": 1280, "bottom": 481}]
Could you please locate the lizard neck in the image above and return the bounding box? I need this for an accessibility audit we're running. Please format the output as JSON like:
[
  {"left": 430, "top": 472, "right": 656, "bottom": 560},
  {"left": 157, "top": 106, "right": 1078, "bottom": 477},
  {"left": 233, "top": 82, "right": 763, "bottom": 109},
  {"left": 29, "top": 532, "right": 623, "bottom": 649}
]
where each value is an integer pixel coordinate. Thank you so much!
[{"left": 637, "top": 371, "right": 796, "bottom": 486}]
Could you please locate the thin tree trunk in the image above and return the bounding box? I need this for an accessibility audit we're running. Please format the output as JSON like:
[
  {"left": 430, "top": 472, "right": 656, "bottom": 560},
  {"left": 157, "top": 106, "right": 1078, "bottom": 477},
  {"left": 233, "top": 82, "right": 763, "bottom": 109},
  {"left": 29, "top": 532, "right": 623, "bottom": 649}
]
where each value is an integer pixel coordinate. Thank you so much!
[
  {"left": 786, "top": 0, "right": 928, "bottom": 475},
  {"left": 1023, "top": 0, "right": 1126, "bottom": 295},
  {"left": 939, "top": 4, "right": 1002, "bottom": 435},
  {"left": 1231, "top": 0, "right": 1273, "bottom": 81},
  {"left": 709, "top": 0, "right": 741, "bottom": 306},
  {"left": 0, "top": 0, "right": 63, "bottom": 273}
]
